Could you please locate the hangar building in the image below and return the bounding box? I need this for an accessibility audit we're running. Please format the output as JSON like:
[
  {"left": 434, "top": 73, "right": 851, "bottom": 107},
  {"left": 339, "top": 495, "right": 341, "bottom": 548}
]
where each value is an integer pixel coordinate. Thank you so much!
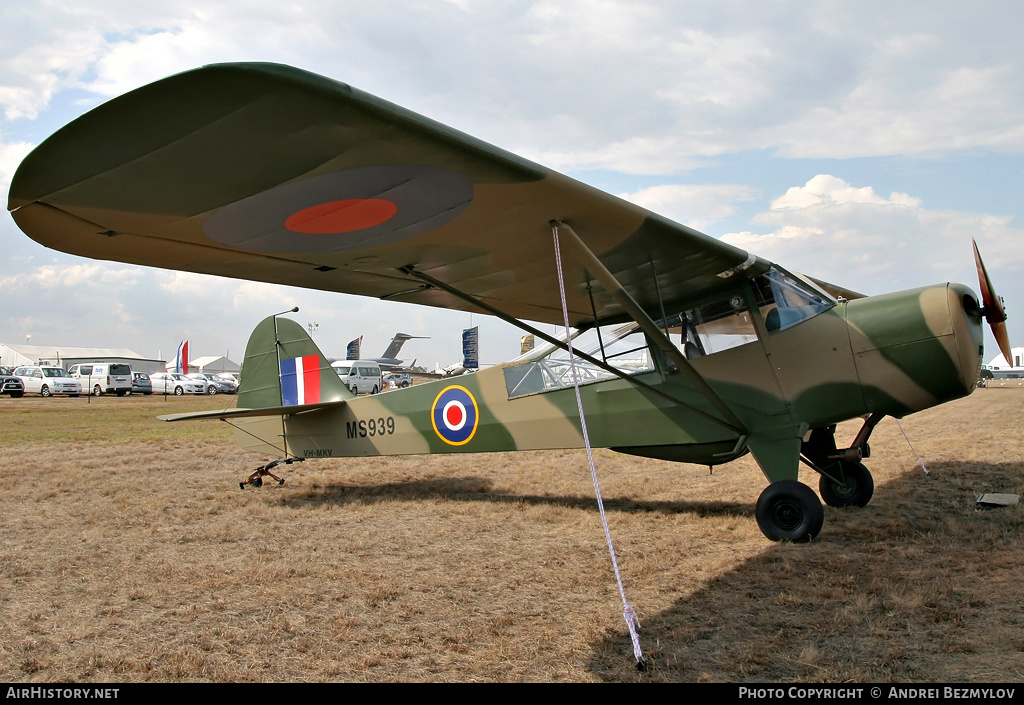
[{"left": 0, "top": 342, "right": 167, "bottom": 374}]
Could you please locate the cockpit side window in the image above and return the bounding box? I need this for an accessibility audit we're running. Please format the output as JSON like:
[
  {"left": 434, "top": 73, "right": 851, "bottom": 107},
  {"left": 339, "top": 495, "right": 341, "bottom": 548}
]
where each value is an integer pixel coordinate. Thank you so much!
[
  {"left": 753, "top": 268, "right": 834, "bottom": 333},
  {"left": 676, "top": 291, "right": 758, "bottom": 358}
]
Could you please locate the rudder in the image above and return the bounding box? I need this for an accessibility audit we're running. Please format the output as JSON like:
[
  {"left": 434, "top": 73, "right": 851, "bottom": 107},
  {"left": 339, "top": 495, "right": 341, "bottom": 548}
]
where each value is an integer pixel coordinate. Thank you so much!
[{"left": 238, "top": 315, "right": 353, "bottom": 409}]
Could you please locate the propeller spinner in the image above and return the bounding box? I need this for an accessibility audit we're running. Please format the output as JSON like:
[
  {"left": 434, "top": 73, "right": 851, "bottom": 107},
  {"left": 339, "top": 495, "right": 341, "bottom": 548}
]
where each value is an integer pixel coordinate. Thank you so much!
[{"left": 973, "top": 238, "right": 1013, "bottom": 365}]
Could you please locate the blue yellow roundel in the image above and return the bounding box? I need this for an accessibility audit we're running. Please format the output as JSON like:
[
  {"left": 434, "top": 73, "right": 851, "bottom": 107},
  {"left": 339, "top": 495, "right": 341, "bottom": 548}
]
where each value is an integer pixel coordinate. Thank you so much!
[{"left": 430, "top": 385, "right": 479, "bottom": 446}]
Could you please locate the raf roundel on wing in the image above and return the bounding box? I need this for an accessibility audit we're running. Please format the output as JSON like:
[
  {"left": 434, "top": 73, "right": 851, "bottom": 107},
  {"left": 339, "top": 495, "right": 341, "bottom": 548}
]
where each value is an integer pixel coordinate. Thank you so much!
[{"left": 202, "top": 165, "right": 474, "bottom": 254}]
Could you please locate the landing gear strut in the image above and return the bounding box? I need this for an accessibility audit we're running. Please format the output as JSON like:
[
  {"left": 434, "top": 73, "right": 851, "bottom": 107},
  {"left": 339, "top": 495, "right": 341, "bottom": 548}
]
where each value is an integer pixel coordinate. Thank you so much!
[
  {"left": 240, "top": 457, "right": 304, "bottom": 489},
  {"left": 802, "top": 414, "right": 883, "bottom": 508}
]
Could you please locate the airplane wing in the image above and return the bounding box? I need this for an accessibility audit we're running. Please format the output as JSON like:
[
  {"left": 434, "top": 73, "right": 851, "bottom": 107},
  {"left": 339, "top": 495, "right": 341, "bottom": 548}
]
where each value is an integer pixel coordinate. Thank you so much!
[{"left": 9, "top": 62, "right": 770, "bottom": 328}]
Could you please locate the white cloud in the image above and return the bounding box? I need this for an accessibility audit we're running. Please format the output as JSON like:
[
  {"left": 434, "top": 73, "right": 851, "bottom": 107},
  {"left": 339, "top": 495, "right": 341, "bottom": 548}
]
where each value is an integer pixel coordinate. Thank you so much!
[
  {"left": 3, "top": 2, "right": 1023, "bottom": 358},
  {"left": 0, "top": 137, "right": 34, "bottom": 191},
  {"left": 0, "top": 262, "right": 143, "bottom": 291},
  {"left": 769, "top": 175, "right": 921, "bottom": 210},
  {"left": 721, "top": 175, "right": 1024, "bottom": 296},
  {"left": 617, "top": 183, "right": 760, "bottom": 230},
  {"left": 3, "top": 2, "right": 1024, "bottom": 167}
]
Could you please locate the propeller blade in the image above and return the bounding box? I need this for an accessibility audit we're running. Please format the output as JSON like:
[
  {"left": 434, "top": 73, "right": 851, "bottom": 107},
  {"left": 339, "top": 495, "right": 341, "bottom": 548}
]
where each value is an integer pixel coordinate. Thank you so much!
[{"left": 973, "top": 238, "right": 1013, "bottom": 365}]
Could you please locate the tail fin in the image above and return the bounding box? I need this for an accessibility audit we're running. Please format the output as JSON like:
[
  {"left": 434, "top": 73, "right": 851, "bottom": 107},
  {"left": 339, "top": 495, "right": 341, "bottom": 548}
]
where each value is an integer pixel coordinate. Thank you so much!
[
  {"left": 379, "top": 332, "right": 429, "bottom": 360},
  {"left": 379, "top": 333, "right": 410, "bottom": 360},
  {"left": 239, "top": 315, "right": 354, "bottom": 409}
]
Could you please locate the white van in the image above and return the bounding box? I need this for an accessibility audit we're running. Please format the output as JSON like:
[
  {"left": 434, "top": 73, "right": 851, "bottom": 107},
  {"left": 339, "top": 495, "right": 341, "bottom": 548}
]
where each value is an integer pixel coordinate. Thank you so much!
[
  {"left": 13, "top": 365, "right": 82, "bottom": 397},
  {"left": 330, "top": 360, "right": 383, "bottom": 394},
  {"left": 67, "top": 362, "right": 133, "bottom": 396}
]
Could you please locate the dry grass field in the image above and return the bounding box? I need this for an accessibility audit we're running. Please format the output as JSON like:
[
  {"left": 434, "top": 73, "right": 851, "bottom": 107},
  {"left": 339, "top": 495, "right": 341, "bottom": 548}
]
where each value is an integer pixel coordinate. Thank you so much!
[{"left": 1, "top": 388, "right": 1022, "bottom": 683}]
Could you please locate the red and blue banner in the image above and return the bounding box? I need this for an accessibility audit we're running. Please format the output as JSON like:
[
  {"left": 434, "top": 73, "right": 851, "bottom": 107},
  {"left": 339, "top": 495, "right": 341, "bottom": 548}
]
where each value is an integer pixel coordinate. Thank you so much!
[
  {"left": 174, "top": 340, "right": 189, "bottom": 374},
  {"left": 280, "top": 354, "right": 322, "bottom": 406}
]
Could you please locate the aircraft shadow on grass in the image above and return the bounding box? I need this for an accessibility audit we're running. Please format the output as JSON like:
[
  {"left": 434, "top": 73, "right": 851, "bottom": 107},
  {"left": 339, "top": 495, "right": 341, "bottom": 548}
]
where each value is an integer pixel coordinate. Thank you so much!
[
  {"left": 281, "top": 476, "right": 752, "bottom": 519},
  {"left": 583, "top": 459, "right": 1024, "bottom": 682}
]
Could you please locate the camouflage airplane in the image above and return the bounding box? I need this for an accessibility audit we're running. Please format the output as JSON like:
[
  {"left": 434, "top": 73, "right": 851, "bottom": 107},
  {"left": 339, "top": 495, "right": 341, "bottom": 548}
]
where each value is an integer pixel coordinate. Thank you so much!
[{"left": 8, "top": 63, "right": 1011, "bottom": 542}]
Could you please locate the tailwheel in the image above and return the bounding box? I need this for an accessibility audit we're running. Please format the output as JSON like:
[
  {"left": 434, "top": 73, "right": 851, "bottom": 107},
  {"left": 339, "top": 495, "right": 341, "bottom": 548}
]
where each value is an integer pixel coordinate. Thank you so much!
[
  {"left": 755, "top": 480, "right": 824, "bottom": 543},
  {"left": 818, "top": 460, "right": 874, "bottom": 508},
  {"left": 239, "top": 457, "right": 303, "bottom": 489}
]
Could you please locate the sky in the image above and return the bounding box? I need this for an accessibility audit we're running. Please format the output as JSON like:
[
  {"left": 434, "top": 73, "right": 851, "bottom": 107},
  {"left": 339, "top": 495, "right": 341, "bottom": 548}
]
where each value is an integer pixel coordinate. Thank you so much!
[{"left": 1, "top": 0, "right": 1022, "bottom": 368}]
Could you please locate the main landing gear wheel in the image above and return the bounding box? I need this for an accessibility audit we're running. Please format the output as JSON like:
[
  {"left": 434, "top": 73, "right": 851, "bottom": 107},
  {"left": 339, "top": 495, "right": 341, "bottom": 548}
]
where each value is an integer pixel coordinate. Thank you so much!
[
  {"left": 755, "top": 480, "right": 824, "bottom": 543},
  {"left": 819, "top": 461, "right": 874, "bottom": 508}
]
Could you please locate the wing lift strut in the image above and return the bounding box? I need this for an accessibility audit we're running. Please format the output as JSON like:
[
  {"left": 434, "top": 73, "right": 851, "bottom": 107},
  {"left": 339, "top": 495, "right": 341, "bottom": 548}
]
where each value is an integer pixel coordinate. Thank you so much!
[{"left": 397, "top": 223, "right": 747, "bottom": 438}]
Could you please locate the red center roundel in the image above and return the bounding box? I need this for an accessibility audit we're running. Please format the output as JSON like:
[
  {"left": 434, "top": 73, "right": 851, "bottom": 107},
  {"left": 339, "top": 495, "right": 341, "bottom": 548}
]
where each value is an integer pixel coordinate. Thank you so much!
[
  {"left": 446, "top": 404, "right": 463, "bottom": 427},
  {"left": 202, "top": 165, "right": 474, "bottom": 254},
  {"left": 284, "top": 199, "right": 398, "bottom": 234}
]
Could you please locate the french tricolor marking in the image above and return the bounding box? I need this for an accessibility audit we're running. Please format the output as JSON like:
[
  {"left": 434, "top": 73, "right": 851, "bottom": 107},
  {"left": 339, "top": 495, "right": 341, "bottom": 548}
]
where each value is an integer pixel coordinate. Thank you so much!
[
  {"left": 280, "top": 354, "right": 322, "bottom": 406},
  {"left": 431, "top": 385, "right": 479, "bottom": 446}
]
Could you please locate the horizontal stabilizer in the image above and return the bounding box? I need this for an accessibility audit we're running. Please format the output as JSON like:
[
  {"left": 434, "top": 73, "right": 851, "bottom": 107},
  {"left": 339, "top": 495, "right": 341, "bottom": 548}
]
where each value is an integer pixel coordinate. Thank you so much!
[{"left": 158, "top": 399, "right": 348, "bottom": 422}]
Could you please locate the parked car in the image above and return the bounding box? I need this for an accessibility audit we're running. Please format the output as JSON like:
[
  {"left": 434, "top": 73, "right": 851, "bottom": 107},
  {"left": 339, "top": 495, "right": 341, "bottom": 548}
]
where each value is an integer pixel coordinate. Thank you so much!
[
  {"left": 131, "top": 371, "right": 153, "bottom": 395},
  {"left": 384, "top": 372, "right": 412, "bottom": 388},
  {"left": 150, "top": 372, "right": 205, "bottom": 395},
  {"left": 214, "top": 373, "right": 240, "bottom": 387},
  {"left": 0, "top": 366, "right": 25, "bottom": 397},
  {"left": 67, "top": 362, "right": 133, "bottom": 396},
  {"left": 187, "top": 372, "right": 237, "bottom": 395},
  {"left": 13, "top": 365, "right": 82, "bottom": 397}
]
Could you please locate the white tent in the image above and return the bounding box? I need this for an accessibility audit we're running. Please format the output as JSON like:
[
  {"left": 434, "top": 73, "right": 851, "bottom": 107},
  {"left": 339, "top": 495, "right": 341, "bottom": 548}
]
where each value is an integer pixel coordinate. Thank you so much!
[
  {"left": 983, "top": 347, "right": 1024, "bottom": 378},
  {"left": 170, "top": 355, "right": 240, "bottom": 374}
]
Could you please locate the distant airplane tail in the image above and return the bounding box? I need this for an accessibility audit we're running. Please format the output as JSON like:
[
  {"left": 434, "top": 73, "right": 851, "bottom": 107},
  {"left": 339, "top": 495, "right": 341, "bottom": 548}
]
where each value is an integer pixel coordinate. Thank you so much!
[
  {"left": 239, "top": 315, "right": 354, "bottom": 409},
  {"left": 379, "top": 332, "right": 428, "bottom": 361}
]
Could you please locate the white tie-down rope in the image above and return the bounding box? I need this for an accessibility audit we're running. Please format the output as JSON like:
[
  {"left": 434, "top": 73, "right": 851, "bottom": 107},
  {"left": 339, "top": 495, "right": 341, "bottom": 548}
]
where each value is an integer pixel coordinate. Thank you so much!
[
  {"left": 551, "top": 224, "right": 645, "bottom": 669},
  {"left": 895, "top": 418, "right": 930, "bottom": 475}
]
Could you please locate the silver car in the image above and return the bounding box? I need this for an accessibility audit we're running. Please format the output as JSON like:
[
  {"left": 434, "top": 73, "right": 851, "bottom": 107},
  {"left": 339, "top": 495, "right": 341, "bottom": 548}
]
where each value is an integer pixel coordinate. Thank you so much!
[
  {"left": 187, "top": 373, "right": 236, "bottom": 395},
  {"left": 150, "top": 372, "right": 205, "bottom": 395}
]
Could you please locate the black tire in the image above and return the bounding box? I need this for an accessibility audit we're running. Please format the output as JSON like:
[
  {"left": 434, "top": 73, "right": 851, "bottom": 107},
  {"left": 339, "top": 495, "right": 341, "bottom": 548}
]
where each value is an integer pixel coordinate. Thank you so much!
[
  {"left": 40, "top": 385, "right": 51, "bottom": 397},
  {"left": 174, "top": 386, "right": 184, "bottom": 396},
  {"left": 755, "top": 480, "right": 824, "bottom": 543},
  {"left": 207, "top": 386, "right": 217, "bottom": 395},
  {"left": 371, "top": 385, "right": 378, "bottom": 394},
  {"left": 400, "top": 381, "right": 410, "bottom": 388},
  {"left": 143, "top": 392, "right": 152, "bottom": 396},
  {"left": 819, "top": 461, "right": 874, "bottom": 508},
  {"left": 116, "top": 390, "right": 128, "bottom": 397},
  {"left": 93, "top": 384, "right": 102, "bottom": 396}
]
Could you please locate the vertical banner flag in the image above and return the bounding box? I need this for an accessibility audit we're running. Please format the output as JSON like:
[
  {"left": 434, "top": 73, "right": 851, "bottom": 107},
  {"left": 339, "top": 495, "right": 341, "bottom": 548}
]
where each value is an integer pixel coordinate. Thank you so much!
[
  {"left": 175, "top": 340, "right": 190, "bottom": 374},
  {"left": 280, "top": 354, "right": 322, "bottom": 406},
  {"left": 462, "top": 326, "right": 479, "bottom": 370},
  {"left": 346, "top": 336, "right": 362, "bottom": 360}
]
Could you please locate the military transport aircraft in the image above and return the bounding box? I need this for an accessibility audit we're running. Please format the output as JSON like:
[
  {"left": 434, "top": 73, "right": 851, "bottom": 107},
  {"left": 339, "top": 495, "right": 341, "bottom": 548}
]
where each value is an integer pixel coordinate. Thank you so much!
[
  {"left": 370, "top": 332, "right": 429, "bottom": 371},
  {"left": 8, "top": 63, "right": 1011, "bottom": 543}
]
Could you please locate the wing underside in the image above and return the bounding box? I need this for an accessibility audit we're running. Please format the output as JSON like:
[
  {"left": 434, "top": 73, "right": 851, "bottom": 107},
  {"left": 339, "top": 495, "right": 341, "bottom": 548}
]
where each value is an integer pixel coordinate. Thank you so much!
[{"left": 10, "top": 62, "right": 768, "bottom": 328}]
